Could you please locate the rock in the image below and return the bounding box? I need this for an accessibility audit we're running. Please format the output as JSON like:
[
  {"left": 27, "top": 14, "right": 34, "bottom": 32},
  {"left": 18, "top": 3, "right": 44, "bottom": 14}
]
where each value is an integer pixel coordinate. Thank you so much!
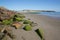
[{"left": 12, "top": 22, "right": 23, "bottom": 29}]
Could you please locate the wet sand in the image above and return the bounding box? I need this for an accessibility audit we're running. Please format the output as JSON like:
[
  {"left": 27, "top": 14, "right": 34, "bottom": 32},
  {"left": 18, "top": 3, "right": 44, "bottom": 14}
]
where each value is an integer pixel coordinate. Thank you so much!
[{"left": 23, "top": 13, "right": 60, "bottom": 40}]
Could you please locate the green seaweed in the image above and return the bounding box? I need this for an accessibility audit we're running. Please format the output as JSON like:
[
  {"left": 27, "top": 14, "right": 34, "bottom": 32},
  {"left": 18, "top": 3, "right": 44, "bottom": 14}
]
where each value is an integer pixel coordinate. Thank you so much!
[
  {"left": 23, "top": 25, "right": 32, "bottom": 31},
  {"left": 23, "top": 20, "right": 32, "bottom": 24},
  {"left": 15, "top": 17, "right": 23, "bottom": 21},
  {"left": 35, "top": 28, "right": 44, "bottom": 40},
  {"left": 2, "top": 19, "right": 13, "bottom": 25},
  {"left": 14, "top": 14, "right": 25, "bottom": 18}
]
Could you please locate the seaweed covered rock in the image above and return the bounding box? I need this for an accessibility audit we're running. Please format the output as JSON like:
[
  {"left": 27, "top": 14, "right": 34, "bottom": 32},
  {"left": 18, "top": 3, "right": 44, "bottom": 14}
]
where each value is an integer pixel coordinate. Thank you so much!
[
  {"left": 0, "top": 7, "right": 38, "bottom": 40},
  {"left": 23, "top": 24, "right": 32, "bottom": 31},
  {"left": 23, "top": 20, "right": 32, "bottom": 24}
]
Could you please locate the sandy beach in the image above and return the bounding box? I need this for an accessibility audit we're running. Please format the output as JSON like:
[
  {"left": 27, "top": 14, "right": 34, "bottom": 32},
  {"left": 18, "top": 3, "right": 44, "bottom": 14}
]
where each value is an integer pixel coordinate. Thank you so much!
[
  {"left": 2, "top": 13, "right": 60, "bottom": 40},
  {"left": 23, "top": 13, "right": 60, "bottom": 40},
  {"left": 0, "top": 0, "right": 60, "bottom": 40}
]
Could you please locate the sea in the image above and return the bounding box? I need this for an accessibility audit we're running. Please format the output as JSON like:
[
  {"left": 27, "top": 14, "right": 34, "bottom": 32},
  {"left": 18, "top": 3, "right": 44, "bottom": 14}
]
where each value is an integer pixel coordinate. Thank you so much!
[{"left": 28, "top": 12, "right": 60, "bottom": 18}]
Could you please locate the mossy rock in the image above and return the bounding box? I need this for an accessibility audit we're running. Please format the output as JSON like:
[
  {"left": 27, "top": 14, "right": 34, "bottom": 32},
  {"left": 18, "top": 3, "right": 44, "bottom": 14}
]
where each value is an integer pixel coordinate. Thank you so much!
[
  {"left": 23, "top": 20, "right": 32, "bottom": 24},
  {"left": 2, "top": 19, "right": 13, "bottom": 25},
  {"left": 35, "top": 28, "right": 44, "bottom": 40},
  {"left": 19, "top": 15, "right": 25, "bottom": 18},
  {"left": 14, "top": 14, "right": 25, "bottom": 18},
  {"left": 15, "top": 17, "right": 23, "bottom": 21},
  {"left": 23, "top": 25, "right": 32, "bottom": 31}
]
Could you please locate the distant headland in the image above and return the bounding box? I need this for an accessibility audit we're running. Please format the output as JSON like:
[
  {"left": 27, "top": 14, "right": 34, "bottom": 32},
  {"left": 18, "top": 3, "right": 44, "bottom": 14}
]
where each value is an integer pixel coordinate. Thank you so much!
[{"left": 21, "top": 10, "right": 55, "bottom": 12}]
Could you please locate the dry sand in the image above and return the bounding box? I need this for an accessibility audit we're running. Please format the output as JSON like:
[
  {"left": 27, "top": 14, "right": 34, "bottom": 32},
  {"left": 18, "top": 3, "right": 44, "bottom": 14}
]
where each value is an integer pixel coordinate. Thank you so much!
[{"left": 23, "top": 13, "right": 60, "bottom": 40}]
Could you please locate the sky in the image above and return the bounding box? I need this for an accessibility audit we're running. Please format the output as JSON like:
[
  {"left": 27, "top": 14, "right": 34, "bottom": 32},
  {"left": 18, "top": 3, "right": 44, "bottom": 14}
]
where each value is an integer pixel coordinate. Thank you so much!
[{"left": 0, "top": 0, "right": 60, "bottom": 11}]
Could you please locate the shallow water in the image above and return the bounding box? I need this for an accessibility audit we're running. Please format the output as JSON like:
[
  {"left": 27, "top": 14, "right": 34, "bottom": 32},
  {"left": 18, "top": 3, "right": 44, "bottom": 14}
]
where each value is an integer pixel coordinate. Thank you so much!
[
  {"left": 39, "top": 12, "right": 60, "bottom": 17},
  {"left": 28, "top": 12, "right": 60, "bottom": 17}
]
